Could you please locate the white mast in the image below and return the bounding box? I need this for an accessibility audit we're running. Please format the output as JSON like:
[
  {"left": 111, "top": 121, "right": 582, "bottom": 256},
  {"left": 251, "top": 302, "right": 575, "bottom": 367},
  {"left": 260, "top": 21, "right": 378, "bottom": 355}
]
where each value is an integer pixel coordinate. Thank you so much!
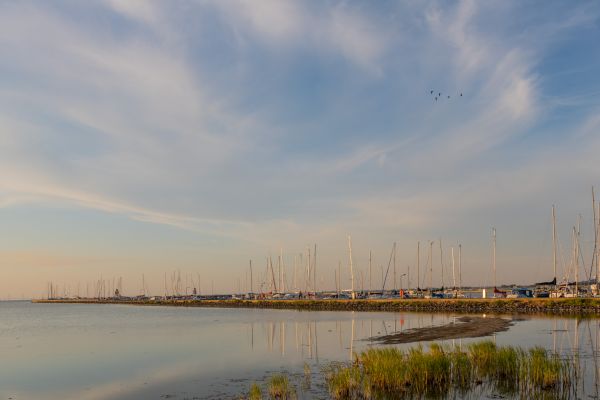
[
  {"left": 429, "top": 241, "right": 433, "bottom": 291},
  {"left": 348, "top": 235, "right": 355, "bottom": 299},
  {"left": 393, "top": 242, "right": 397, "bottom": 292},
  {"left": 369, "top": 250, "right": 372, "bottom": 293},
  {"left": 307, "top": 247, "right": 311, "bottom": 293},
  {"left": 270, "top": 257, "right": 277, "bottom": 293},
  {"left": 338, "top": 260, "right": 341, "bottom": 297},
  {"left": 278, "top": 251, "right": 282, "bottom": 294},
  {"left": 334, "top": 269, "right": 338, "bottom": 296},
  {"left": 573, "top": 226, "right": 579, "bottom": 297},
  {"left": 592, "top": 187, "right": 597, "bottom": 281},
  {"left": 458, "top": 244, "right": 462, "bottom": 291},
  {"left": 577, "top": 215, "right": 582, "bottom": 295},
  {"left": 313, "top": 244, "right": 317, "bottom": 295},
  {"left": 282, "top": 249, "right": 286, "bottom": 293},
  {"left": 417, "top": 241, "right": 420, "bottom": 290},
  {"left": 567, "top": 227, "right": 579, "bottom": 295},
  {"left": 597, "top": 202, "right": 600, "bottom": 285},
  {"left": 552, "top": 205, "right": 557, "bottom": 290},
  {"left": 439, "top": 239, "right": 444, "bottom": 288},
  {"left": 451, "top": 246, "right": 456, "bottom": 290},
  {"left": 492, "top": 228, "right": 497, "bottom": 289}
]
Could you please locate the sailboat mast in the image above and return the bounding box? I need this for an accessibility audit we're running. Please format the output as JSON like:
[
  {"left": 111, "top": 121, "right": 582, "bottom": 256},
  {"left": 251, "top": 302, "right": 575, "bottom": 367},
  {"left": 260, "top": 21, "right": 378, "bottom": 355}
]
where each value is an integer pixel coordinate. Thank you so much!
[
  {"left": 458, "top": 244, "right": 462, "bottom": 291},
  {"left": 492, "top": 228, "right": 497, "bottom": 289},
  {"left": 393, "top": 243, "right": 397, "bottom": 292},
  {"left": 552, "top": 205, "right": 557, "bottom": 290},
  {"left": 574, "top": 226, "right": 579, "bottom": 297},
  {"left": 278, "top": 252, "right": 282, "bottom": 294},
  {"left": 313, "top": 244, "right": 317, "bottom": 295},
  {"left": 334, "top": 269, "right": 338, "bottom": 296},
  {"left": 307, "top": 247, "right": 311, "bottom": 293},
  {"left": 439, "top": 239, "right": 444, "bottom": 288},
  {"left": 338, "top": 260, "right": 341, "bottom": 297},
  {"left": 429, "top": 241, "right": 433, "bottom": 290},
  {"left": 417, "top": 241, "right": 420, "bottom": 290},
  {"left": 348, "top": 235, "right": 355, "bottom": 299},
  {"left": 592, "top": 187, "right": 597, "bottom": 282},
  {"left": 270, "top": 256, "right": 277, "bottom": 293},
  {"left": 281, "top": 249, "right": 286, "bottom": 293},
  {"left": 451, "top": 246, "right": 456, "bottom": 289},
  {"left": 597, "top": 202, "right": 600, "bottom": 285},
  {"left": 369, "top": 250, "right": 372, "bottom": 293},
  {"left": 249, "top": 260, "right": 253, "bottom": 294}
]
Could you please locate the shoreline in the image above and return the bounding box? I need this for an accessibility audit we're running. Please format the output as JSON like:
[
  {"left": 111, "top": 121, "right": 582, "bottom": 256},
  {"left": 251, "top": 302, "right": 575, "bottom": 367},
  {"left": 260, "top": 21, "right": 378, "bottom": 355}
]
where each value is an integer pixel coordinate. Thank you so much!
[{"left": 31, "top": 298, "right": 600, "bottom": 316}]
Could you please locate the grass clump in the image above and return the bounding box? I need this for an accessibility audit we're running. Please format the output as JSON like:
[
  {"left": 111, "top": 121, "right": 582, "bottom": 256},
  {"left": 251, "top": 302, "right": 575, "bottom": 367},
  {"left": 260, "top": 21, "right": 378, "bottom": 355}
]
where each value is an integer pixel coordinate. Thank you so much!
[
  {"left": 326, "top": 364, "right": 362, "bottom": 400},
  {"left": 248, "top": 382, "right": 262, "bottom": 400},
  {"left": 326, "top": 341, "right": 575, "bottom": 399},
  {"left": 522, "top": 347, "right": 571, "bottom": 391},
  {"left": 267, "top": 374, "right": 295, "bottom": 399}
]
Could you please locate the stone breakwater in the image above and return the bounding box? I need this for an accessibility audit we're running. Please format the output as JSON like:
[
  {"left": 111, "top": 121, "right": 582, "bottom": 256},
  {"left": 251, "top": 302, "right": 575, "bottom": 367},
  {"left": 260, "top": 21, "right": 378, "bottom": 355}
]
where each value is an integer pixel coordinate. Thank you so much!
[{"left": 32, "top": 298, "right": 600, "bottom": 316}]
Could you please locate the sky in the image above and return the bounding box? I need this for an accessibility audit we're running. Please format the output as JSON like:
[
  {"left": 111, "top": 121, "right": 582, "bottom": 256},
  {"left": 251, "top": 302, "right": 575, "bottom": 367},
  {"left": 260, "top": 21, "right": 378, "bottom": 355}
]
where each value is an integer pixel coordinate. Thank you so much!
[{"left": 1, "top": 0, "right": 600, "bottom": 298}]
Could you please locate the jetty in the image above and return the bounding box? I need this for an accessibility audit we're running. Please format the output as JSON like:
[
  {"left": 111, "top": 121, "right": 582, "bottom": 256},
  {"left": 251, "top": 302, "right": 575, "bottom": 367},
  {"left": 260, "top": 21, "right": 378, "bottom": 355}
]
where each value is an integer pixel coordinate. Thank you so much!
[{"left": 32, "top": 297, "right": 600, "bottom": 316}]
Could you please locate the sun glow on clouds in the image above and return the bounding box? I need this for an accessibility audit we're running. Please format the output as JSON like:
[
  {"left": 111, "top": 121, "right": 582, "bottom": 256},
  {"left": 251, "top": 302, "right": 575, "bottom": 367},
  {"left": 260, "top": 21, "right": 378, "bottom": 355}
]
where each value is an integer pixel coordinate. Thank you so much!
[{"left": 1, "top": 0, "right": 600, "bottom": 295}]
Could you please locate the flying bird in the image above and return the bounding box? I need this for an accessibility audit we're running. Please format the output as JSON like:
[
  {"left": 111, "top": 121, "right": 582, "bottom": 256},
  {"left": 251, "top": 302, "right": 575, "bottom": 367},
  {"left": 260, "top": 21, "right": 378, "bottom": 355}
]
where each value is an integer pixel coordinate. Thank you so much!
[
  {"left": 460, "top": 93, "right": 463, "bottom": 97},
  {"left": 435, "top": 97, "right": 438, "bottom": 101},
  {"left": 430, "top": 90, "right": 434, "bottom": 94},
  {"left": 447, "top": 96, "right": 450, "bottom": 99}
]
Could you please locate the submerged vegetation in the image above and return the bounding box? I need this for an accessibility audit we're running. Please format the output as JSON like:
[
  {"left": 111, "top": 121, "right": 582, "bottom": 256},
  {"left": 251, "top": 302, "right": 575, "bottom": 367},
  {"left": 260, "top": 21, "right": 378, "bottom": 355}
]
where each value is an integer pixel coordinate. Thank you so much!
[{"left": 245, "top": 341, "right": 576, "bottom": 399}]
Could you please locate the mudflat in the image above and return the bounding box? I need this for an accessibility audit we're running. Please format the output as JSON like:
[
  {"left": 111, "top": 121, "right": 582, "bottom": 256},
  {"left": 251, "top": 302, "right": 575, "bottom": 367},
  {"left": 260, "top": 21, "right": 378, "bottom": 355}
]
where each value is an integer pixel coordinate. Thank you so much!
[{"left": 369, "top": 316, "right": 514, "bottom": 344}]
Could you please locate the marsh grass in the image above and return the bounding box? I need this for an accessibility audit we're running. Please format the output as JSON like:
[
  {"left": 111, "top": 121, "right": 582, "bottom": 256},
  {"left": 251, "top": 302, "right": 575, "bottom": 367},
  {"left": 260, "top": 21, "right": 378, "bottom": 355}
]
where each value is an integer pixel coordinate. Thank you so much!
[
  {"left": 326, "top": 341, "right": 575, "bottom": 399},
  {"left": 248, "top": 382, "right": 262, "bottom": 400},
  {"left": 267, "top": 374, "right": 295, "bottom": 399}
]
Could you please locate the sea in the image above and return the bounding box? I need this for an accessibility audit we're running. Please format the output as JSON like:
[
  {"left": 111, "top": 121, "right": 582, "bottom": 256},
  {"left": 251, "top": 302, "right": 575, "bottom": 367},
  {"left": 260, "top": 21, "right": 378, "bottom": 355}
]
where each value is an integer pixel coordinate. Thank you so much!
[{"left": 1, "top": 301, "right": 599, "bottom": 399}]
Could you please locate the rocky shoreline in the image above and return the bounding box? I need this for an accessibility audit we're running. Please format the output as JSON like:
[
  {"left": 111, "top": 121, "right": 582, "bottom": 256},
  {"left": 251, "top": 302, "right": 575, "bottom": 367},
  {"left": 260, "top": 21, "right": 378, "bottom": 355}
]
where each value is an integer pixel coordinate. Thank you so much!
[{"left": 32, "top": 298, "right": 600, "bottom": 316}]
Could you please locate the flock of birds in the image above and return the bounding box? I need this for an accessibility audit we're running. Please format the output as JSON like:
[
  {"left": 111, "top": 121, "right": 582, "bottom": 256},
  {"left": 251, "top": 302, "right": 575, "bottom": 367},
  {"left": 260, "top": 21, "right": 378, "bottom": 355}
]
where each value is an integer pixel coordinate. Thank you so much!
[{"left": 430, "top": 90, "right": 463, "bottom": 101}]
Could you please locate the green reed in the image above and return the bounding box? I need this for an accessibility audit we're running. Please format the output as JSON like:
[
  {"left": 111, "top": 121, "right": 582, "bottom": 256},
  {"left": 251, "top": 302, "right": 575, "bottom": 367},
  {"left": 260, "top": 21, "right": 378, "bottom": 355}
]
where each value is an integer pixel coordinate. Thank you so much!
[
  {"left": 325, "top": 341, "right": 575, "bottom": 399},
  {"left": 267, "top": 374, "right": 295, "bottom": 400},
  {"left": 248, "top": 382, "right": 263, "bottom": 400}
]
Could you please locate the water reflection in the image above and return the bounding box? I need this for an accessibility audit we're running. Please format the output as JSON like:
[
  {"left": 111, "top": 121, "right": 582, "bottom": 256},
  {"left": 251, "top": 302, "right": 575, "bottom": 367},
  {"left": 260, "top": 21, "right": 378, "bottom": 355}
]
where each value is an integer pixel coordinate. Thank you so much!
[{"left": 1, "top": 302, "right": 600, "bottom": 399}]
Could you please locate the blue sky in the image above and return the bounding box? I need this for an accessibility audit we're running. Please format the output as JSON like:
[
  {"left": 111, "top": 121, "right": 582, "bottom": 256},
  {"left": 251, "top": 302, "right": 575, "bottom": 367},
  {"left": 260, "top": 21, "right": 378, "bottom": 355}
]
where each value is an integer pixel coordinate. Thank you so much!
[{"left": 1, "top": 0, "right": 600, "bottom": 297}]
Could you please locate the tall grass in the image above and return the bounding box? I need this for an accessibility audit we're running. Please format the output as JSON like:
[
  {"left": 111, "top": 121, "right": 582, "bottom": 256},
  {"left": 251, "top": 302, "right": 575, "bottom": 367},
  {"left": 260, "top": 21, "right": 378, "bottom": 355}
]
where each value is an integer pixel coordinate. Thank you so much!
[
  {"left": 248, "top": 382, "right": 262, "bottom": 400},
  {"left": 326, "top": 341, "right": 574, "bottom": 399},
  {"left": 267, "top": 374, "right": 295, "bottom": 399}
]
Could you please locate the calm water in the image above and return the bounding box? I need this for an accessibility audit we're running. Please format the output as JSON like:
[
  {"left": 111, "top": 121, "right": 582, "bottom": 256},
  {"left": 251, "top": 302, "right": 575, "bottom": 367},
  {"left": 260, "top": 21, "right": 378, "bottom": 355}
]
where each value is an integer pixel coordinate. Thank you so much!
[{"left": 1, "top": 301, "right": 600, "bottom": 399}]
